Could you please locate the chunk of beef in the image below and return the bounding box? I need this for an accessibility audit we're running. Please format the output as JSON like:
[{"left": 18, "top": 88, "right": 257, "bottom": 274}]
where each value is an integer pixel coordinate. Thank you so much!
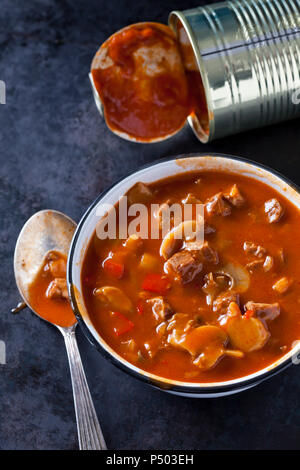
[
  {"left": 213, "top": 291, "right": 240, "bottom": 314},
  {"left": 164, "top": 250, "right": 203, "bottom": 284},
  {"left": 224, "top": 184, "right": 245, "bottom": 207},
  {"left": 243, "top": 241, "right": 266, "bottom": 258},
  {"left": 200, "top": 242, "right": 219, "bottom": 264},
  {"left": 46, "top": 278, "right": 69, "bottom": 300},
  {"left": 185, "top": 241, "right": 219, "bottom": 265},
  {"left": 205, "top": 193, "right": 231, "bottom": 217},
  {"left": 265, "top": 198, "right": 284, "bottom": 223},
  {"left": 146, "top": 297, "right": 173, "bottom": 321},
  {"left": 244, "top": 301, "right": 280, "bottom": 322}
]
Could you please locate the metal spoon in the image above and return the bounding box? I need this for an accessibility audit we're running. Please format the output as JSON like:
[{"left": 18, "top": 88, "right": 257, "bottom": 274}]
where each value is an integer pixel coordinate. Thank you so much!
[{"left": 14, "top": 210, "right": 107, "bottom": 450}]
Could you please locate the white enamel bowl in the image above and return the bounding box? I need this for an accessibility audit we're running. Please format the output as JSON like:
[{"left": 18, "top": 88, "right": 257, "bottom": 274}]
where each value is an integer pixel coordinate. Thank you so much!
[{"left": 68, "top": 153, "right": 300, "bottom": 397}]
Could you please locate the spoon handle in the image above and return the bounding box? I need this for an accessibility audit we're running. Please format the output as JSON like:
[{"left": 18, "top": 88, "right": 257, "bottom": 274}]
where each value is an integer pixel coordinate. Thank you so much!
[{"left": 63, "top": 328, "right": 107, "bottom": 450}]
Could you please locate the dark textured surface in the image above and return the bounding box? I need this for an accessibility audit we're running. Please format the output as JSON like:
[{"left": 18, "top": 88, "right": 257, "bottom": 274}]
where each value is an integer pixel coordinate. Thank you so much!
[{"left": 0, "top": 0, "right": 300, "bottom": 450}]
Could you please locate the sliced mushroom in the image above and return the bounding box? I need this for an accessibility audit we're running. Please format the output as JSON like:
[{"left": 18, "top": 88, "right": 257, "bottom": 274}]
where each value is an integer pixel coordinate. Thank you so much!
[
  {"left": 94, "top": 286, "right": 133, "bottom": 312},
  {"left": 160, "top": 220, "right": 202, "bottom": 260},
  {"left": 217, "top": 261, "right": 250, "bottom": 293},
  {"left": 178, "top": 325, "right": 228, "bottom": 356},
  {"left": 169, "top": 325, "right": 244, "bottom": 370}
]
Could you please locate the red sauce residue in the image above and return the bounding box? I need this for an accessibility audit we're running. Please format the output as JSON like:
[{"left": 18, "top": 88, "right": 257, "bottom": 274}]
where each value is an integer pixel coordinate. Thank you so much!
[
  {"left": 91, "top": 23, "right": 194, "bottom": 142},
  {"left": 28, "top": 251, "right": 76, "bottom": 328},
  {"left": 176, "top": 21, "right": 209, "bottom": 135},
  {"left": 186, "top": 71, "right": 209, "bottom": 134}
]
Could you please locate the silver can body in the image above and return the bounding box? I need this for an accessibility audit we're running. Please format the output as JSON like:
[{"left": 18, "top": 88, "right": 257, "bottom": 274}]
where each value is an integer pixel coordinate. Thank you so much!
[{"left": 169, "top": 0, "right": 300, "bottom": 142}]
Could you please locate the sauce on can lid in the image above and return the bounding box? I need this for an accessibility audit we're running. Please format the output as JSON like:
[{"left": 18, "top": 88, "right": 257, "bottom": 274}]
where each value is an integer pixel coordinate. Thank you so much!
[{"left": 91, "top": 22, "right": 208, "bottom": 142}]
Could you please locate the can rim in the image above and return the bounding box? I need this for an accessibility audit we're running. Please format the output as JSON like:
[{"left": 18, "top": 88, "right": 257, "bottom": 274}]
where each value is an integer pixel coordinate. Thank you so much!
[{"left": 168, "top": 10, "right": 215, "bottom": 143}]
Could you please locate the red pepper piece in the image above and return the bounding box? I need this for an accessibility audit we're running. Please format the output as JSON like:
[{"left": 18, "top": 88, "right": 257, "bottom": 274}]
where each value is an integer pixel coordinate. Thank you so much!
[
  {"left": 112, "top": 312, "right": 134, "bottom": 336},
  {"left": 142, "top": 273, "right": 171, "bottom": 295},
  {"left": 103, "top": 259, "right": 124, "bottom": 279}
]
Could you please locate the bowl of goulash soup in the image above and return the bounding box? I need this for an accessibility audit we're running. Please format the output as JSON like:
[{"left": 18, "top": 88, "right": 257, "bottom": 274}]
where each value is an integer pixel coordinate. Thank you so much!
[{"left": 68, "top": 154, "right": 300, "bottom": 397}]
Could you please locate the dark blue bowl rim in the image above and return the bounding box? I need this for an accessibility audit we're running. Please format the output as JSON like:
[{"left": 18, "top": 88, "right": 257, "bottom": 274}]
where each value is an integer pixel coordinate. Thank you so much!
[{"left": 67, "top": 152, "right": 297, "bottom": 395}]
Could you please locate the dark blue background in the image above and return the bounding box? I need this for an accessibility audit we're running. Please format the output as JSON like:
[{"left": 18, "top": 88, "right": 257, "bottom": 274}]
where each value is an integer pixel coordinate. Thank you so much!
[{"left": 0, "top": 0, "right": 299, "bottom": 450}]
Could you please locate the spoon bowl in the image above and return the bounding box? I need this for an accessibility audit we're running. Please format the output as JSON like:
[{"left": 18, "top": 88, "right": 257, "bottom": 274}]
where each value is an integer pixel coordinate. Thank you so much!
[{"left": 14, "top": 209, "right": 76, "bottom": 318}]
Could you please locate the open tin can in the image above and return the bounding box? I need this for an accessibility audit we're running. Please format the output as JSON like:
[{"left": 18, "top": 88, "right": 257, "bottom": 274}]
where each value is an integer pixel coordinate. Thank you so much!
[
  {"left": 169, "top": 0, "right": 300, "bottom": 142},
  {"left": 90, "top": 0, "right": 300, "bottom": 143}
]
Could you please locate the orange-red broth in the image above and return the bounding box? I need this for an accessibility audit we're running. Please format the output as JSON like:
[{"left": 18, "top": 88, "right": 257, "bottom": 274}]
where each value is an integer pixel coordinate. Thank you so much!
[{"left": 81, "top": 172, "right": 300, "bottom": 383}]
